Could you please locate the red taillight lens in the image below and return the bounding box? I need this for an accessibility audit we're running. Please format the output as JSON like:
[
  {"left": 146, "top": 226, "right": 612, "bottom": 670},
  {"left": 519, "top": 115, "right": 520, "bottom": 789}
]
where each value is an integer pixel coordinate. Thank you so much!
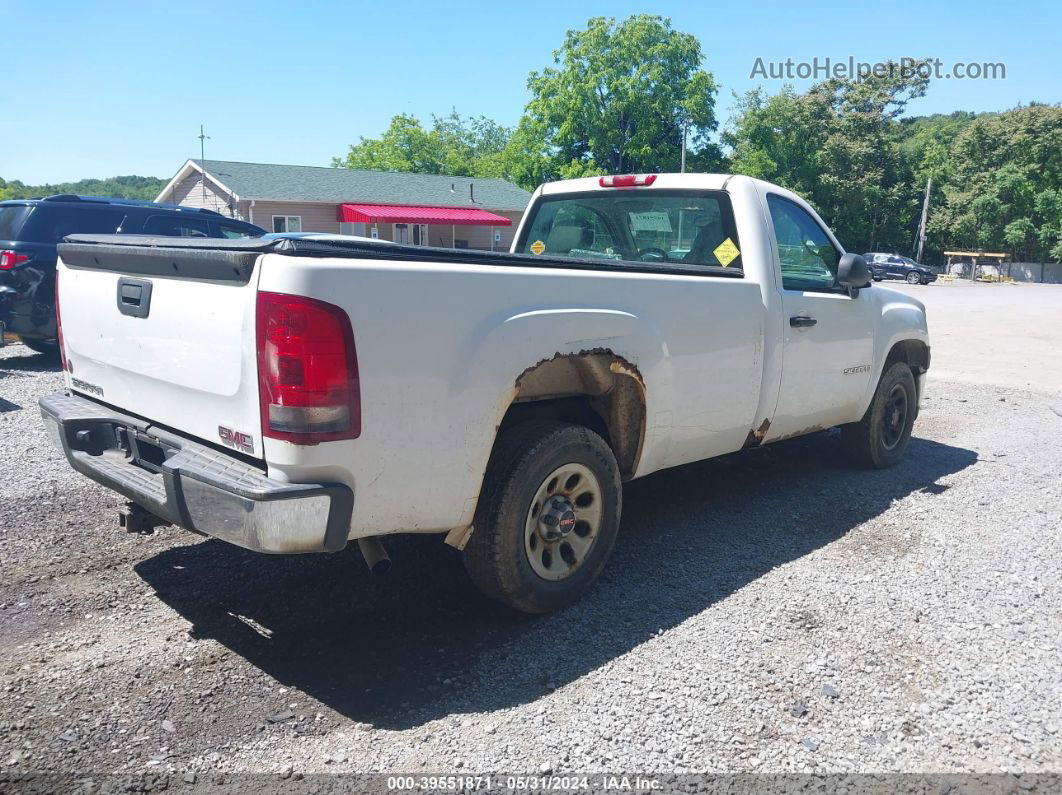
[
  {"left": 256, "top": 291, "right": 360, "bottom": 444},
  {"left": 55, "top": 270, "right": 68, "bottom": 372},
  {"left": 598, "top": 174, "right": 657, "bottom": 188},
  {"left": 0, "top": 250, "right": 30, "bottom": 270}
]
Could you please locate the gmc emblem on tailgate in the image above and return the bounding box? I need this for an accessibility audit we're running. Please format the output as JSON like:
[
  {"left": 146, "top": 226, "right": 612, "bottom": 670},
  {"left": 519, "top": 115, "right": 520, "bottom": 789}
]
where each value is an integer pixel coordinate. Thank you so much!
[{"left": 218, "top": 425, "right": 254, "bottom": 454}]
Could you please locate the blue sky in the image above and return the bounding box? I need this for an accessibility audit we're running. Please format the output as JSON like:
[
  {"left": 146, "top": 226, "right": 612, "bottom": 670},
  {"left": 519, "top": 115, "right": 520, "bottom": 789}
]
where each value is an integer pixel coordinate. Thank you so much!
[{"left": 4, "top": 0, "right": 1059, "bottom": 184}]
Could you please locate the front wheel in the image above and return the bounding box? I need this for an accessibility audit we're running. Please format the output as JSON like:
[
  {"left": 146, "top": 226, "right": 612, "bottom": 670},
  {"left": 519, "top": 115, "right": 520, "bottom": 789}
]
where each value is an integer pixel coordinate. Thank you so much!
[
  {"left": 463, "top": 420, "right": 622, "bottom": 613},
  {"left": 841, "top": 362, "right": 918, "bottom": 468},
  {"left": 906, "top": 271, "right": 921, "bottom": 285}
]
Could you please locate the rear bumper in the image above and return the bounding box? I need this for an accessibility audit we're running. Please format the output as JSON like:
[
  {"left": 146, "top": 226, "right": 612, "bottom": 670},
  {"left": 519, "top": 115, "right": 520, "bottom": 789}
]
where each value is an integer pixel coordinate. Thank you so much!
[{"left": 39, "top": 392, "right": 353, "bottom": 554}]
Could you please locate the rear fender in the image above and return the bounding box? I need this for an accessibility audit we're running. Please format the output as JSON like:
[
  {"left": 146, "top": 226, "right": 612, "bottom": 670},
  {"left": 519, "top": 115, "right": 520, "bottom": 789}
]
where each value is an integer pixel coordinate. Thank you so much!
[{"left": 453, "top": 306, "right": 672, "bottom": 505}]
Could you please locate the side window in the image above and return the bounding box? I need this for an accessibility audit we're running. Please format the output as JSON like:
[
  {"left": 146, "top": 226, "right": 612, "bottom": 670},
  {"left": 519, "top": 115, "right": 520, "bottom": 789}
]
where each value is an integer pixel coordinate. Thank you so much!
[
  {"left": 766, "top": 195, "right": 840, "bottom": 292},
  {"left": 218, "top": 221, "right": 258, "bottom": 239},
  {"left": 143, "top": 214, "right": 211, "bottom": 237},
  {"left": 45, "top": 208, "right": 127, "bottom": 240},
  {"left": 272, "top": 215, "right": 302, "bottom": 233}
]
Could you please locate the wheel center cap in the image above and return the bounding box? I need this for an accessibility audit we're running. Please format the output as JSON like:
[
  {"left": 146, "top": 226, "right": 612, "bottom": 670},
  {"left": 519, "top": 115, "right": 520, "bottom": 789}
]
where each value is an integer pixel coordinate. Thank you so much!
[{"left": 539, "top": 496, "right": 576, "bottom": 542}]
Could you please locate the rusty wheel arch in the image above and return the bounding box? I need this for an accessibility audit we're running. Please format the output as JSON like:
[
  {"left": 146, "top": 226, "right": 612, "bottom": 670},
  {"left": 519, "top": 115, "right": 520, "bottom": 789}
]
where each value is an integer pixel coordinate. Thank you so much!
[{"left": 500, "top": 349, "right": 647, "bottom": 480}]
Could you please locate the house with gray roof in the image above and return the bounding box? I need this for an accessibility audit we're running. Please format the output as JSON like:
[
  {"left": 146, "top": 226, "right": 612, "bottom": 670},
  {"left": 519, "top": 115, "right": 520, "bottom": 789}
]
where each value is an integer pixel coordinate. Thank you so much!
[{"left": 155, "top": 159, "right": 532, "bottom": 250}]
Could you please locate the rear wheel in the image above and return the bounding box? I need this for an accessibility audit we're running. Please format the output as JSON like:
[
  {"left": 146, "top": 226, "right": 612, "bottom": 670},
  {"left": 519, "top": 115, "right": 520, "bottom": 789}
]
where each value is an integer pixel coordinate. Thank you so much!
[
  {"left": 20, "top": 337, "right": 59, "bottom": 358},
  {"left": 841, "top": 362, "right": 917, "bottom": 468},
  {"left": 463, "top": 420, "right": 621, "bottom": 613},
  {"left": 906, "top": 271, "right": 921, "bottom": 285}
]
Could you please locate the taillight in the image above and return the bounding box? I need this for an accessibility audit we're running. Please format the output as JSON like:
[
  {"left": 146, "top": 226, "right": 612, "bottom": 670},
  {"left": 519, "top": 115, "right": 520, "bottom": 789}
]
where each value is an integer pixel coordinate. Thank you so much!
[
  {"left": 256, "top": 291, "right": 360, "bottom": 444},
  {"left": 55, "top": 270, "right": 68, "bottom": 372},
  {"left": 0, "top": 250, "right": 30, "bottom": 270},
  {"left": 598, "top": 174, "right": 657, "bottom": 188}
]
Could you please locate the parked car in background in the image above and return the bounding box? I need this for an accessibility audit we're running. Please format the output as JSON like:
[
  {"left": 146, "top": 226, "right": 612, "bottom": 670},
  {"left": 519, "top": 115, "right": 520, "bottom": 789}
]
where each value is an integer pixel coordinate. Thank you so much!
[
  {"left": 0, "top": 195, "right": 264, "bottom": 354},
  {"left": 865, "top": 252, "right": 938, "bottom": 285}
]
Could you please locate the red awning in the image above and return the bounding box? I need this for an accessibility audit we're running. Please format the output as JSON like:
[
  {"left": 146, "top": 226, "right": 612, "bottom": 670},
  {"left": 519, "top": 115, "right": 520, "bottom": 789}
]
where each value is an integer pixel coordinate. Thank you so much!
[{"left": 337, "top": 203, "right": 512, "bottom": 226}]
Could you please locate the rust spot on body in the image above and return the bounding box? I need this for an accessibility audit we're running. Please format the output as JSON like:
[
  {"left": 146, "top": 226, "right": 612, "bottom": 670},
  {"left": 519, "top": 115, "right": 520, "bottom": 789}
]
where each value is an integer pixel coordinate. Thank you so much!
[
  {"left": 515, "top": 348, "right": 644, "bottom": 391},
  {"left": 742, "top": 418, "right": 771, "bottom": 448},
  {"left": 510, "top": 348, "right": 646, "bottom": 479}
]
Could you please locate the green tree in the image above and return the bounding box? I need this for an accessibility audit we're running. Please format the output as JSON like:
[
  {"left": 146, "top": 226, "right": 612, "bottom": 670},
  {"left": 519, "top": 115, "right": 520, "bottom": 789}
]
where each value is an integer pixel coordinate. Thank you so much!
[
  {"left": 0, "top": 175, "right": 167, "bottom": 201},
  {"left": 933, "top": 105, "right": 1062, "bottom": 261},
  {"left": 332, "top": 112, "right": 513, "bottom": 179},
  {"left": 514, "top": 15, "right": 721, "bottom": 183},
  {"left": 725, "top": 61, "right": 930, "bottom": 253}
]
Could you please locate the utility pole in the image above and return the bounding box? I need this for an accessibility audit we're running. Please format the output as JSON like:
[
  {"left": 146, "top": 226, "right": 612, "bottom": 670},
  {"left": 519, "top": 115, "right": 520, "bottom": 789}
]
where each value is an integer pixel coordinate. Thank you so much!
[
  {"left": 914, "top": 177, "right": 931, "bottom": 263},
  {"left": 680, "top": 119, "right": 688, "bottom": 174},
  {"left": 198, "top": 125, "right": 211, "bottom": 205},
  {"left": 677, "top": 119, "right": 689, "bottom": 248}
]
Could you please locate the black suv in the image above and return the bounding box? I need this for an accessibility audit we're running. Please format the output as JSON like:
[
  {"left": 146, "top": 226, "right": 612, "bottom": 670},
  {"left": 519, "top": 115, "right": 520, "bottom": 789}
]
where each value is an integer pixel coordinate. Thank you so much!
[
  {"left": 0, "top": 195, "right": 264, "bottom": 353},
  {"left": 865, "top": 252, "right": 938, "bottom": 285}
]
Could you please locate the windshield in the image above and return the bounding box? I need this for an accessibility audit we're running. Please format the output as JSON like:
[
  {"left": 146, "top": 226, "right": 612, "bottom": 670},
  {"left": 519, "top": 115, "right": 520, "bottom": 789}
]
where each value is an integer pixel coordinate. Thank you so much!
[
  {"left": 517, "top": 190, "right": 742, "bottom": 271},
  {"left": 0, "top": 206, "right": 32, "bottom": 240}
]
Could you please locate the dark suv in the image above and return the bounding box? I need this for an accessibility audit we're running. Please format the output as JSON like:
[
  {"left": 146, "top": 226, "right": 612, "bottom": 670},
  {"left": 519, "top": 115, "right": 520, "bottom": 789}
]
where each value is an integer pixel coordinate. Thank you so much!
[
  {"left": 0, "top": 195, "right": 264, "bottom": 353},
  {"left": 865, "top": 252, "right": 938, "bottom": 285}
]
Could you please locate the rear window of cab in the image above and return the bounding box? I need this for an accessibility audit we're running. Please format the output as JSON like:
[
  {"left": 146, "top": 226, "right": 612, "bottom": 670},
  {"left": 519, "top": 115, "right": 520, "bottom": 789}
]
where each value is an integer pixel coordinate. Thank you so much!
[{"left": 516, "top": 189, "right": 742, "bottom": 274}]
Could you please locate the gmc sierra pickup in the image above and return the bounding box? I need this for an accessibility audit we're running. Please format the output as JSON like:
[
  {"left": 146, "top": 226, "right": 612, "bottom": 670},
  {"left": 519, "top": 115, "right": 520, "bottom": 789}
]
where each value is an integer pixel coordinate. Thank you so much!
[{"left": 40, "top": 173, "right": 930, "bottom": 613}]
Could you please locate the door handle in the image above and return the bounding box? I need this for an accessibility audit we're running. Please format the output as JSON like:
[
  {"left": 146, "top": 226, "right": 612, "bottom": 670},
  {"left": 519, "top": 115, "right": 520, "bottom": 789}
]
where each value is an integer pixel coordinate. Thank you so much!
[
  {"left": 789, "top": 315, "right": 817, "bottom": 328},
  {"left": 116, "top": 277, "right": 153, "bottom": 318}
]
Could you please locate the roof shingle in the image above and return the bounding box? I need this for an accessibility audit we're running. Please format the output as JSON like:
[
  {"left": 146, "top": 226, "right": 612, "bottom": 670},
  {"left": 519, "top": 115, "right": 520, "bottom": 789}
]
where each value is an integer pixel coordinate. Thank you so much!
[{"left": 193, "top": 160, "right": 531, "bottom": 211}]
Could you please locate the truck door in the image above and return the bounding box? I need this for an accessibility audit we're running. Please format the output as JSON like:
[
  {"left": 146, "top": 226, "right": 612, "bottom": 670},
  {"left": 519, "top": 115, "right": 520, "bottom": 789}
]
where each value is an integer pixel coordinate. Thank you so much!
[{"left": 763, "top": 194, "right": 876, "bottom": 440}]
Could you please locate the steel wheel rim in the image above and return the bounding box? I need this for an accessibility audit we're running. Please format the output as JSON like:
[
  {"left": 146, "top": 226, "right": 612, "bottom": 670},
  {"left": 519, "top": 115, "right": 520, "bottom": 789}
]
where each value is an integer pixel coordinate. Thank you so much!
[
  {"left": 881, "top": 384, "right": 909, "bottom": 450},
  {"left": 524, "top": 462, "right": 603, "bottom": 581}
]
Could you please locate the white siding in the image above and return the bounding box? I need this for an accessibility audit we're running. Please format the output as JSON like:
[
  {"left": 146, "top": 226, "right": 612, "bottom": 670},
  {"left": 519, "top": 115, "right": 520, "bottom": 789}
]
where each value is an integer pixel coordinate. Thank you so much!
[
  {"left": 168, "top": 172, "right": 237, "bottom": 217},
  {"left": 421, "top": 211, "right": 523, "bottom": 250},
  {"left": 251, "top": 202, "right": 342, "bottom": 234}
]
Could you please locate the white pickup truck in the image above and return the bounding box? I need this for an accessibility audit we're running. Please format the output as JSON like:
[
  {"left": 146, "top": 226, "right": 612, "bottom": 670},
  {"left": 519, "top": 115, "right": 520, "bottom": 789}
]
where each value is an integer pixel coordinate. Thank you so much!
[{"left": 41, "top": 173, "right": 929, "bottom": 613}]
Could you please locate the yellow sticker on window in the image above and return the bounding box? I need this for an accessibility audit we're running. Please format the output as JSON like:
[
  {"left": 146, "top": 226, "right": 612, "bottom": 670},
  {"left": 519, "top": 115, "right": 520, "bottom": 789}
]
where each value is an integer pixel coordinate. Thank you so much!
[
  {"left": 713, "top": 237, "right": 740, "bottom": 267},
  {"left": 529, "top": 240, "right": 546, "bottom": 255}
]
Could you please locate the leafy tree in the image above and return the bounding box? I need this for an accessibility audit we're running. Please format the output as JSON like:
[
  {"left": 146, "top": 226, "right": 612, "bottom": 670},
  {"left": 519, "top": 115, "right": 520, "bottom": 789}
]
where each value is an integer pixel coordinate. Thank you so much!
[
  {"left": 332, "top": 112, "right": 513, "bottom": 179},
  {"left": 515, "top": 15, "right": 721, "bottom": 183},
  {"left": 725, "top": 61, "right": 930, "bottom": 253},
  {"left": 0, "top": 175, "right": 166, "bottom": 201},
  {"left": 932, "top": 105, "right": 1062, "bottom": 262}
]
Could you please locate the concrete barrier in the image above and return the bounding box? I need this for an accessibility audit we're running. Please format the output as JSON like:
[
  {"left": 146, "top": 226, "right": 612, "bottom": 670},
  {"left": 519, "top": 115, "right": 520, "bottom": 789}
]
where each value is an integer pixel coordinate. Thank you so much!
[
  {"left": 1006, "top": 262, "right": 1043, "bottom": 282},
  {"left": 998, "top": 262, "right": 1062, "bottom": 283}
]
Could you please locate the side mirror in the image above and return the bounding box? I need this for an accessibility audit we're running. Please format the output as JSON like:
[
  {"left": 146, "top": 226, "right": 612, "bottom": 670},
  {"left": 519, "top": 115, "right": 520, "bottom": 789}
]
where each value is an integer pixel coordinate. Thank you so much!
[{"left": 837, "top": 253, "right": 871, "bottom": 293}]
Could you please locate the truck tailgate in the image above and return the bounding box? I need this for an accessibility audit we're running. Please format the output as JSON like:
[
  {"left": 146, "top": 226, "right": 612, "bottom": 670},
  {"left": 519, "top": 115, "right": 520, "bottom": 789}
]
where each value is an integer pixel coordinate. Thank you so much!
[{"left": 56, "top": 237, "right": 267, "bottom": 458}]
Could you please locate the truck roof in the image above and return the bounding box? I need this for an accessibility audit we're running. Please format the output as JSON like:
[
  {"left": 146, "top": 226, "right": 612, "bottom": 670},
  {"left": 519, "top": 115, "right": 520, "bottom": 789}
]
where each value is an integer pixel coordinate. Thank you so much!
[{"left": 538, "top": 173, "right": 737, "bottom": 196}]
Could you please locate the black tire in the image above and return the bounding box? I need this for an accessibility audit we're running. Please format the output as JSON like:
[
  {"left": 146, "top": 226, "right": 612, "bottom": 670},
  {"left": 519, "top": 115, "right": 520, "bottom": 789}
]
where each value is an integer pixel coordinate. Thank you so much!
[
  {"left": 20, "top": 338, "right": 60, "bottom": 358},
  {"left": 906, "top": 271, "right": 921, "bottom": 285},
  {"left": 841, "top": 362, "right": 918, "bottom": 468},
  {"left": 872, "top": 276, "right": 883, "bottom": 282},
  {"left": 463, "top": 420, "right": 622, "bottom": 613}
]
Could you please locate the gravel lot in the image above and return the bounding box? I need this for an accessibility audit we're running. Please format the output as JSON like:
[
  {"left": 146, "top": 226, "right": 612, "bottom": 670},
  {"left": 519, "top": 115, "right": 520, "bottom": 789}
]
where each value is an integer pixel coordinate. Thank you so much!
[{"left": 1, "top": 281, "right": 1060, "bottom": 789}]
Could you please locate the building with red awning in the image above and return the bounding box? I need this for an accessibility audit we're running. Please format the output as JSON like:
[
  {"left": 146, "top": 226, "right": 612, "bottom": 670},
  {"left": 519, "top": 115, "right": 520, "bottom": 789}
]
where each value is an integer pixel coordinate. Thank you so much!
[{"left": 156, "top": 159, "right": 531, "bottom": 250}]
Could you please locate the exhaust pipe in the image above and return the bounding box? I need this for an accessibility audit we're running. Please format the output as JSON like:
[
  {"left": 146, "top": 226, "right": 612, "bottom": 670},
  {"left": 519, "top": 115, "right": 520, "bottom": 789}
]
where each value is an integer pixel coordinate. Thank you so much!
[{"left": 358, "top": 537, "right": 391, "bottom": 575}]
